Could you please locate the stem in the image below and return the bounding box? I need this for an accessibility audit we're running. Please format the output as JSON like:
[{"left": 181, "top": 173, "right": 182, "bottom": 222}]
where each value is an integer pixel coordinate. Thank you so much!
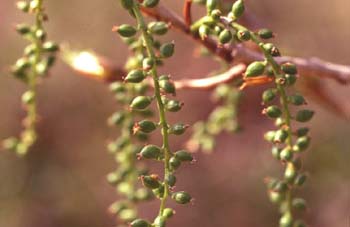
[{"left": 133, "top": 4, "right": 171, "bottom": 217}]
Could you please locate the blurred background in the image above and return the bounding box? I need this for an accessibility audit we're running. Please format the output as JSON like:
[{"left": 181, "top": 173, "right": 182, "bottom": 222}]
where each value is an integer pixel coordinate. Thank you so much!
[{"left": 0, "top": 0, "right": 349, "bottom": 227}]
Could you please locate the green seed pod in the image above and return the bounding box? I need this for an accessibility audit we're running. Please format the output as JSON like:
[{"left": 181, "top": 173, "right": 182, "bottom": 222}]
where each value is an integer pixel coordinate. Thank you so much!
[
  {"left": 292, "top": 198, "right": 306, "bottom": 211},
  {"left": 284, "top": 164, "right": 297, "bottom": 182},
  {"left": 130, "top": 219, "right": 150, "bottom": 227},
  {"left": 258, "top": 28, "right": 274, "bottom": 39},
  {"left": 143, "top": 58, "right": 154, "bottom": 70},
  {"left": 15, "top": 58, "right": 31, "bottom": 71},
  {"left": 109, "top": 82, "right": 126, "bottom": 93},
  {"left": 119, "top": 208, "right": 137, "bottom": 222},
  {"left": 120, "top": 0, "right": 134, "bottom": 10},
  {"left": 108, "top": 112, "right": 125, "bottom": 126},
  {"left": 106, "top": 172, "right": 121, "bottom": 185},
  {"left": 237, "top": 30, "right": 251, "bottom": 41},
  {"left": 206, "top": 0, "right": 217, "bottom": 13},
  {"left": 274, "top": 129, "right": 288, "bottom": 143},
  {"left": 140, "top": 145, "right": 161, "bottom": 159},
  {"left": 271, "top": 147, "right": 281, "bottom": 160},
  {"left": 163, "top": 208, "right": 175, "bottom": 219},
  {"left": 264, "top": 130, "right": 276, "bottom": 142},
  {"left": 159, "top": 79, "right": 176, "bottom": 95},
  {"left": 22, "top": 90, "right": 35, "bottom": 104},
  {"left": 17, "top": 1, "right": 30, "bottom": 12},
  {"left": 153, "top": 185, "right": 165, "bottom": 198},
  {"left": 166, "top": 174, "right": 177, "bottom": 187},
  {"left": 169, "top": 156, "right": 181, "bottom": 170},
  {"left": 289, "top": 94, "right": 306, "bottom": 106},
  {"left": 175, "top": 150, "right": 193, "bottom": 162},
  {"left": 245, "top": 61, "right": 266, "bottom": 77},
  {"left": 35, "top": 29, "right": 46, "bottom": 41},
  {"left": 284, "top": 74, "right": 297, "bottom": 86},
  {"left": 199, "top": 25, "right": 210, "bottom": 40},
  {"left": 271, "top": 181, "right": 288, "bottom": 193},
  {"left": 279, "top": 213, "right": 293, "bottom": 227},
  {"left": 108, "top": 201, "right": 127, "bottom": 215},
  {"left": 154, "top": 216, "right": 166, "bottom": 227},
  {"left": 263, "top": 43, "right": 280, "bottom": 56},
  {"left": 269, "top": 191, "right": 284, "bottom": 204},
  {"left": 293, "top": 136, "right": 311, "bottom": 152},
  {"left": 292, "top": 157, "right": 302, "bottom": 171},
  {"left": 293, "top": 220, "right": 306, "bottom": 227},
  {"left": 280, "top": 147, "right": 293, "bottom": 161},
  {"left": 218, "top": 29, "right": 232, "bottom": 44},
  {"left": 43, "top": 42, "right": 59, "bottom": 52},
  {"left": 294, "top": 173, "right": 307, "bottom": 186},
  {"left": 265, "top": 105, "right": 282, "bottom": 118},
  {"left": 275, "top": 118, "right": 285, "bottom": 127},
  {"left": 213, "top": 25, "right": 222, "bottom": 35},
  {"left": 148, "top": 21, "right": 168, "bottom": 35},
  {"left": 135, "top": 188, "right": 153, "bottom": 201},
  {"left": 160, "top": 42, "right": 175, "bottom": 58},
  {"left": 231, "top": 0, "right": 245, "bottom": 19},
  {"left": 130, "top": 96, "right": 152, "bottom": 110},
  {"left": 172, "top": 191, "right": 192, "bottom": 204},
  {"left": 169, "top": 123, "right": 189, "bottom": 135},
  {"left": 281, "top": 62, "right": 298, "bottom": 75},
  {"left": 116, "top": 24, "right": 137, "bottom": 37},
  {"left": 143, "top": 0, "right": 160, "bottom": 8},
  {"left": 296, "top": 127, "right": 309, "bottom": 137},
  {"left": 135, "top": 120, "right": 157, "bottom": 133},
  {"left": 262, "top": 88, "right": 277, "bottom": 103},
  {"left": 210, "top": 9, "right": 221, "bottom": 20},
  {"left": 141, "top": 175, "right": 161, "bottom": 189},
  {"left": 16, "top": 24, "right": 31, "bottom": 35},
  {"left": 165, "top": 100, "right": 183, "bottom": 112},
  {"left": 125, "top": 69, "right": 145, "bottom": 83},
  {"left": 295, "top": 109, "right": 314, "bottom": 123}
]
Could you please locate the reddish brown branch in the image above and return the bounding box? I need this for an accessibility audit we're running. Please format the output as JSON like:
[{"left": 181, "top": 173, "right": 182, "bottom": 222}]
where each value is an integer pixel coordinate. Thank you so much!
[{"left": 183, "top": 0, "right": 193, "bottom": 27}]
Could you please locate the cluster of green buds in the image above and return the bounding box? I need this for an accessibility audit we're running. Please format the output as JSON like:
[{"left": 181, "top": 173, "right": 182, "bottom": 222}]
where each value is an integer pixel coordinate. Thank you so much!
[
  {"left": 189, "top": 84, "right": 241, "bottom": 152},
  {"left": 190, "top": 1, "right": 313, "bottom": 226},
  {"left": 3, "top": 0, "right": 58, "bottom": 156},
  {"left": 112, "top": 0, "right": 194, "bottom": 226}
]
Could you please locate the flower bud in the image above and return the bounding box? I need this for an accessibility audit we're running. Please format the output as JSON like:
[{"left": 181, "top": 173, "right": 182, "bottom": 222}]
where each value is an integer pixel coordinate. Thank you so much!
[
  {"left": 17, "top": 1, "right": 30, "bottom": 12},
  {"left": 218, "top": 29, "right": 232, "bottom": 44},
  {"left": 199, "top": 25, "right": 210, "bottom": 40},
  {"left": 264, "top": 130, "right": 276, "bottom": 142},
  {"left": 263, "top": 43, "right": 280, "bottom": 56},
  {"left": 142, "top": 58, "right": 154, "bottom": 70},
  {"left": 143, "top": 0, "right": 159, "bottom": 8},
  {"left": 120, "top": 0, "right": 134, "bottom": 10},
  {"left": 295, "top": 109, "right": 314, "bottom": 123},
  {"left": 134, "top": 120, "right": 157, "bottom": 133},
  {"left": 166, "top": 174, "right": 177, "bottom": 187},
  {"left": 163, "top": 208, "right": 175, "bottom": 218},
  {"left": 168, "top": 123, "right": 189, "bottom": 135},
  {"left": 22, "top": 90, "right": 35, "bottom": 104},
  {"left": 15, "top": 58, "right": 31, "bottom": 71},
  {"left": 16, "top": 24, "right": 31, "bottom": 35},
  {"left": 231, "top": 0, "right": 245, "bottom": 19},
  {"left": 284, "top": 163, "right": 297, "bottom": 182},
  {"left": 206, "top": 0, "right": 217, "bottom": 13},
  {"left": 264, "top": 105, "right": 282, "bottom": 118},
  {"left": 35, "top": 29, "right": 46, "bottom": 41},
  {"left": 237, "top": 30, "right": 251, "bottom": 41},
  {"left": 169, "top": 156, "right": 181, "bottom": 170},
  {"left": 116, "top": 24, "right": 137, "bottom": 37},
  {"left": 140, "top": 145, "right": 162, "bottom": 159},
  {"left": 210, "top": 9, "right": 222, "bottom": 20},
  {"left": 288, "top": 94, "right": 306, "bottom": 106},
  {"left": 130, "top": 219, "right": 150, "bottom": 227},
  {"left": 148, "top": 21, "right": 168, "bottom": 35},
  {"left": 280, "top": 147, "right": 293, "bottom": 161},
  {"left": 165, "top": 100, "right": 183, "bottom": 112},
  {"left": 42, "top": 42, "right": 59, "bottom": 52},
  {"left": 293, "top": 136, "right": 310, "bottom": 152},
  {"left": 159, "top": 78, "right": 176, "bottom": 95},
  {"left": 154, "top": 216, "right": 166, "bottom": 227},
  {"left": 281, "top": 62, "right": 297, "bottom": 75},
  {"left": 258, "top": 28, "right": 274, "bottom": 39},
  {"left": 274, "top": 129, "right": 288, "bottom": 143},
  {"left": 292, "top": 198, "right": 306, "bottom": 211},
  {"left": 175, "top": 150, "right": 193, "bottom": 162},
  {"left": 130, "top": 96, "right": 152, "bottom": 110},
  {"left": 279, "top": 213, "right": 293, "bottom": 227},
  {"left": 245, "top": 61, "right": 266, "bottom": 77},
  {"left": 284, "top": 74, "right": 297, "bottom": 86},
  {"left": 160, "top": 42, "right": 175, "bottom": 58},
  {"left": 269, "top": 191, "right": 284, "bottom": 204},
  {"left": 141, "top": 175, "right": 161, "bottom": 189},
  {"left": 271, "top": 147, "right": 281, "bottom": 160},
  {"left": 125, "top": 69, "right": 146, "bottom": 83},
  {"left": 172, "top": 191, "right": 192, "bottom": 204}
]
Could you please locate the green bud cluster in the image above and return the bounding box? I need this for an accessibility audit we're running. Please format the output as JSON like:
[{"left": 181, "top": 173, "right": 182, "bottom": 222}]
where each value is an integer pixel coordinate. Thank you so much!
[
  {"left": 113, "top": 1, "right": 194, "bottom": 226},
  {"left": 3, "top": 0, "right": 58, "bottom": 156},
  {"left": 189, "top": 1, "right": 313, "bottom": 226}
]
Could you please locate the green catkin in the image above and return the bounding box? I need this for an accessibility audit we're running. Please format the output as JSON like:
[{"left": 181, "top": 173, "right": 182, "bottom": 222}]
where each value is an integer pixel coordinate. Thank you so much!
[{"left": 3, "top": 0, "right": 58, "bottom": 156}]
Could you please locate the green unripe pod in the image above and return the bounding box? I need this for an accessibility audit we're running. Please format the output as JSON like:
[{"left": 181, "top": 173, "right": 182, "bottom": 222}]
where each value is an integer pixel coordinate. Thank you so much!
[
  {"left": 271, "top": 147, "right": 281, "bottom": 160},
  {"left": 262, "top": 88, "right": 277, "bottom": 103},
  {"left": 284, "top": 164, "right": 297, "bottom": 182},
  {"left": 169, "top": 123, "right": 189, "bottom": 135},
  {"left": 281, "top": 62, "right": 298, "bottom": 74},
  {"left": 165, "top": 100, "right": 183, "bottom": 112},
  {"left": 142, "top": 58, "right": 154, "bottom": 70},
  {"left": 272, "top": 181, "right": 288, "bottom": 193},
  {"left": 134, "top": 188, "right": 153, "bottom": 201},
  {"left": 120, "top": 0, "right": 134, "bottom": 10},
  {"left": 154, "top": 216, "right": 166, "bottom": 227},
  {"left": 231, "top": 0, "right": 245, "bottom": 19},
  {"left": 108, "top": 201, "right": 127, "bottom": 215},
  {"left": 293, "top": 136, "right": 311, "bottom": 152},
  {"left": 143, "top": 0, "right": 160, "bottom": 8},
  {"left": 15, "top": 58, "right": 31, "bottom": 71},
  {"left": 109, "top": 82, "right": 126, "bottom": 93},
  {"left": 218, "top": 29, "right": 232, "bottom": 44},
  {"left": 130, "top": 219, "right": 150, "bottom": 227},
  {"left": 16, "top": 24, "right": 31, "bottom": 35},
  {"left": 279, "top": 213, "right": 293, "bottom": 227},
  {"left": 199, "top": 25, "right": 210, "bottom": 40},
  {"left": 140, "top": 145, "right": 161, "bottom": 159},
  {"left": 17, "top": 1, "right": 30, "bottom": 12},
  {"left": 295, "top": 110, "right": 314, "bottom": 122},
  {"left": 175, "top": 150, "right": 193, "bottom": 162},
  {"left": 125, "top": 69, "right": 145, "bottom": 83},
  {"left": 269, "top": 191, "right": 284, "bottom": 204},
  {"left": 289, "top": 94, "right": 306, "bottom": 106},
  {"left": 264, "top": 130, "right": 276, "bottom": 142},
  {"left": 159, "top": 78, "right": 176, "bottom": 95},
  {"left": 206, "top": 0, "right": 217, "bottom": 13},
  {"left": 43, "top": 42, "right": 59, "bottom": 52},
  {"left": 22, "top": 90, "right": 35, "bottom": 104},
  {"left": 163, "top": 208, "right": 175, "bottom": 218},
  {"left": 108, "top": 112, "right": 125, "bottom": 126},
  {"left": 172, "top": 191, "right": 192, "bottom": 204},
  {"left": 210, "top": 9, "right": 222, "bottom": 20},
  {"left": 148, "top": 22, "right": 168, "bottom": 35},
  {"left": 292, "top": 198, "right": 306, "bottom": 210},
  {"left": 284, "top": 74, "right": 297, "bottom": 86},
  {"left": 153, "top": 185, "right": 165, "bottom": 198},
  {"left": 265, "top": 105, "right": 282, "bottom": 118},
  {"left": 280, "top": 147, "right": 293, "bottom": 161},
  {"left": 263, "top": 43, "right": 280, "bottom": 57},
  {"left": 130, "top": 96, "right": 152, "bottom": 110},
  {"left": 237, "top": 30, "right": 251, "bottom": 41},
  {"left": 274, "top": 129, "right": 288, "bottom": 143},
  {"left": 258, "top": 28, "right": 274, "bottom": 39},
  {"left": 169, "top": 156, "right": 181, "bottom": 170},
  {"left": 166, "top": 174, "right": 177, "bottom": 187},
  {"left": 106, "top": 172, "right": 121, "bottom": 185},
  {"left": 160, "top": 42, "right": 175, "bottom": 58},
  {"left": 141, "top": 175, "right": 161, "bottom": 189},
  {"left": 245, "top": 61, "right": 266, "bottom": 77},
  {"left": 116, "top": 24, "right": 137, "bottom": 37},
  {"left": 275, "top": 118, "right": 285, "bottom": 127},
  {"left": 134, "top": 120, "right": 157, "bottom": 133},
  {"left": 119, "top": 208, "right": 137, "bottom": 222},
  {"left": 296, "top": 127, "right": 309, "bottom": 137},
  {"left": 294, "top": 173, "right": 307, "bottom": 186}
]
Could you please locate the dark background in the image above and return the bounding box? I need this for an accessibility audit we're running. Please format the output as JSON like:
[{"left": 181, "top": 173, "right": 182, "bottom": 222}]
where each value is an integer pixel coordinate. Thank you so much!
[{"left": 0, "top": 1, "right": 349, "bottom": 227}]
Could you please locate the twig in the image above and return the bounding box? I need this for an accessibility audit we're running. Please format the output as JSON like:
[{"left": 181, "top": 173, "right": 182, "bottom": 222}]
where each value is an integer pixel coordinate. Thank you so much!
[{"left": 183, "top": 0, "right": 193, "bottom": 27}]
